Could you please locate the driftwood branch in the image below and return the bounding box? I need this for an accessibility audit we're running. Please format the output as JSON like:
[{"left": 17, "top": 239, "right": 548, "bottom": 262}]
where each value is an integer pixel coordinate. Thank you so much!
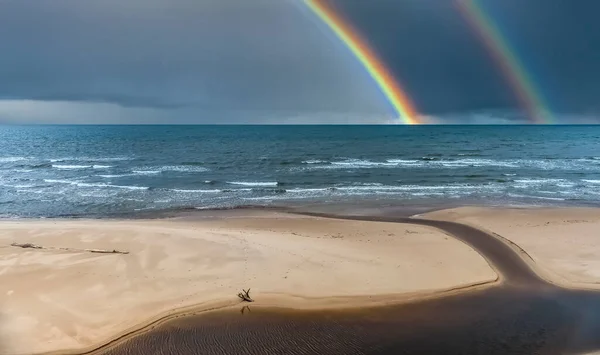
[
  {"left": 11, "top": 242, "right": 42, "bottom": 249},
  {"left": 237, "top": 288, "right": 254, "bottom": 302},
  {"left": 10, "top": 243, "right": 129, "bottom": 255},
  {"left": 82, "top": 248, "right": 129, "bottom": 254}
]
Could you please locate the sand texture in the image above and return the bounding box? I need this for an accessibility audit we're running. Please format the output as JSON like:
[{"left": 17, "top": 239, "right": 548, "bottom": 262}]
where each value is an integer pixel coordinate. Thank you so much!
[
  {"left": 0, "top": 212, "right": 495, "bottom": 355},
  {"left": 423, "top": 207, "right": 600, "bottom": 287}
]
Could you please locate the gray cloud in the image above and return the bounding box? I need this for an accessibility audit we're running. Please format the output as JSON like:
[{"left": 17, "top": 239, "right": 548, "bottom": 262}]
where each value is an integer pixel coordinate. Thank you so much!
[{"left": 0, "top": 0, "right": 390, "bottom": 123}]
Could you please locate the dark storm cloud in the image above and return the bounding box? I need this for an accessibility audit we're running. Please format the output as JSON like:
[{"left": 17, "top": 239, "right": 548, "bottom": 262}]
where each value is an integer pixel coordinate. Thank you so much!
[
  {"left": 0, "top": 0, "right": 389, "bottom": 123},
  {"left": 331, "top": 0, "right": 600, "bottom": 119},
  {"left": 1, "top": 0, "right": 599, "bottom": 123}
]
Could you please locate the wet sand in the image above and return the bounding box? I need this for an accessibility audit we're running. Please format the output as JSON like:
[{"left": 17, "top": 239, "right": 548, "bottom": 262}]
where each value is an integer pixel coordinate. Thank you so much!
[
  {"left": 96, "top": 287, "right": 600, "bottom": 355},
  {"left": 0, "top": 212, "right": 495, "bottom": 355},
  {"left": 90, "top": 207, "right": 600, "bottom": 355}
]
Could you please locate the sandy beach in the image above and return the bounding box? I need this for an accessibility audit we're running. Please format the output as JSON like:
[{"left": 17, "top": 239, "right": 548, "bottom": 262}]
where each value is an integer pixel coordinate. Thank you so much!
[
  {"left": 0, "top": 211, "right": 495, "bottom": 355},
  {"left": 423, "top": 206, "right": 600, "bottom": 288}
]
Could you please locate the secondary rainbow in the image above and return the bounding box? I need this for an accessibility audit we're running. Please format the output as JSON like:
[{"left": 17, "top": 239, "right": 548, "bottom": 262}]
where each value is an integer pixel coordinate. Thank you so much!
[
  {"left": 305, "top": 0, "right": 420, "bottom": 124},
  {"left": 457, "top": 0, "right": 554, "bottom": 123}
]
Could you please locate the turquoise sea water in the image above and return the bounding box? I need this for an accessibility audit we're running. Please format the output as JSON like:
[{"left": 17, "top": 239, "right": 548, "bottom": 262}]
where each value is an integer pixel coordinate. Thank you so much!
[{"left": 0, "top": 125, "right": 599, "bottom": 217}]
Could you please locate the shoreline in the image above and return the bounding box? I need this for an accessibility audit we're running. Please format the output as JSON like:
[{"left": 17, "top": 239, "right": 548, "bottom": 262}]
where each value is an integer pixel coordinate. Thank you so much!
[{"left": 3, "top": 196, "right": 600, "bottom": 221}]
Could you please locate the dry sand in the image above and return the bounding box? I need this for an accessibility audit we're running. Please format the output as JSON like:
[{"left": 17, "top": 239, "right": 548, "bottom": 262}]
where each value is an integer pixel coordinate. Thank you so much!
[
  {"left": 423, "top": 206, "right": 600, "bottom": 288},
  {"left": 0, "top": 212, "right": 495, "bottom": 355}
]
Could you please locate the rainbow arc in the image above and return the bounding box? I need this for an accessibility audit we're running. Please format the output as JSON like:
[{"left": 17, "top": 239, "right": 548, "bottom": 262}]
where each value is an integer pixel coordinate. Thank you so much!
[
  {"left": 305, "top": 0, "right": 420, "bottom": 124},
  {"left": 457, "top": 0, "right": 554, "bottom": 124}
]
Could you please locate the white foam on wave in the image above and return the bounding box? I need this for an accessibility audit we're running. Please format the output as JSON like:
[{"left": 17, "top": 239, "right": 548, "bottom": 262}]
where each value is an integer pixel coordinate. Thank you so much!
[
  {"left": 386, "top": 159, "right": 421, "bottom": 165},
  {"left": 52, "top": 164, "right": 112, "bottom": 170},
  {"left": 436, "top": 159, "right": 519, "bottom": 168},
  {"left": 332, "top": 159, "right": 397, "bottom": 167},
  {"left": 132, "top": 170, "right": 161, "bottom": 175},
  {"left": 583, "top": 179, "right": 600, "bottom": 184},
  {"left": 227, "top": 181, "right": 278, "bottom": 187},
  {"left": 132, "top": 166, "right": 209, "bottom": 174},
  {"left": 172, "top": 189, "right": 221, "bottom": 193},
  {"left": 300, "top": 158, "right": 527, "bottom": 170},
  {"left": 335, "top": 184, "right": 493, "bottom": 192},
  {"left": 44, "top": 179, "right": 148, "bottom": 190},
  {"left": 52, "top": 165, "right": 91, "bottom": 170},
  {"left": 508, "top": 193, "right": 566, "bottom": 201},
  {"left": 0, "top": 157, "right": 27, "bottom": 163},
  {"left": 302, "top": 160, "right": 328, "bottom": 164},
  {"left": 299, "top": 157, "right": 600, "bottom": 171},
  {"left": 161, "top": 166, "right": 209, "bottom": 173},
  {"left": 283, "top": 184, "right": 498, "bottom": 197},
  {"left": 514, "top": 178, "right": 566, "bottom": 185},
  {"left": 12, "top": 184, "right": 37, "bottom": 189},
  {"left": 50, "top": 157, "right": 131, "bottom": 163},
  {"left": 98, "top": 174, "right": 131, "bottom": 178}
]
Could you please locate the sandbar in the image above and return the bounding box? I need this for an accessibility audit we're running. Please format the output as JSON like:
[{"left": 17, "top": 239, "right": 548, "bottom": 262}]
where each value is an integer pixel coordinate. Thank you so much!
[{"left": 0, "top": 211, "right": 495, "bottom": 355}]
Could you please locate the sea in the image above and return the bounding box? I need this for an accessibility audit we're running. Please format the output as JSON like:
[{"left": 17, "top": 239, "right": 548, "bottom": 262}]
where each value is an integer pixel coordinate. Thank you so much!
[{"left": 0, "top": 124, "right": 599, "bottom": 218}]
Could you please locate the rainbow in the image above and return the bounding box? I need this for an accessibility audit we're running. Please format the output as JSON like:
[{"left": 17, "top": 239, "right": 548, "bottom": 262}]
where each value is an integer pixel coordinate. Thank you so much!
[
  {"left": 304, "top": 0, "right": 420, "bottom": 124},
  {"left": 457, "top": 0, "right": 554, "bottom": 124}
]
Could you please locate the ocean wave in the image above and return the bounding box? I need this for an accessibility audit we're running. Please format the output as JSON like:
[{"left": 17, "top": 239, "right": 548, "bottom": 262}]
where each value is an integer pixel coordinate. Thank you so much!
[
  {"left": 331, "top": 159, "right": 397, "bottom": 167},
  {"left": 300, "top": 158, "right": 521, "bottom": 170},
  {"left": 50, "top": 157, "right": 131, "bottom": 163},
  {"left": 133, "top": 166, "right": 209, "bottom": 173},
  {"left": 0, "top": 157, "right": 27, "bottom": 163},
  {"left": 583, "top": 179, "right": 600, "bottom": 184},
  {"left": 385, "top": 159, "right": 422, "bottom": 165},
  {"left": 514, "top": 178, "right": 567, "bottom": 184},
  {"left": 98, "top": 174, "right": 131, "bottom": 178},
  {"left": 302, "top": 160, "right": 328, "bottom": 164},
  {"left": 171, "top": 189, "right": 221, "bottom": 193},
  {"left": 227, "top": 181, "right": 278, "bottom": 187},
  {"left": 11, "top": 184, "right": 39, "bottom": 189},
  {"left": 507, "top": 193, "right": 566, "bottom": 201},
  {"left": 296, "top": 158, "right": 600, "bottom": 171},
  {"left": 52, "top": 165, "right": 92, "bottom": 170},
  {"left": 221, "top": 188, "right": 253, "bottom": 192},
  {"left": 283, "top": 184, "right": 497, "bottom": 195},
  {"left": 52, "top": 164, "right": 113, "bottom": 170},
  {"left": 132, "top": 170, "right": 161, "bottom": 175},
  {"left": 44, "top": 179, "right": 148, "bottom": 190},
  {"left": 162, "top": 166, "right": 209, "bottom": 173}
]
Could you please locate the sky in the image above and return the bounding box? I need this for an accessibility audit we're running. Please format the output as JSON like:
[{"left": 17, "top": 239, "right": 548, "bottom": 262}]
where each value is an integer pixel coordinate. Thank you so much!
[{"left": 0, "top": 0, "right": 599, "bottom": 124}]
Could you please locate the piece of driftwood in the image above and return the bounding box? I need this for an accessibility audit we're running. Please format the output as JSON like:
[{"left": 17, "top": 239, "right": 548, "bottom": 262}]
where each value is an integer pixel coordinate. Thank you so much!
[
  {"left": 10, "top": 243, "right": 129, "bottom": 255},
  {"left": 11, "top": 242, "right": 42, "bottom": 249},
  {"left": 85, "top": 248, "right": 129, "bottom": 254},
  {"left": 237, "top": 288, "right": 254, "bottom": 302}
]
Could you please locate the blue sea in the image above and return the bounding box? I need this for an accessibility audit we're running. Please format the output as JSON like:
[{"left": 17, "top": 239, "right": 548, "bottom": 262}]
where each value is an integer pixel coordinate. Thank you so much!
[{"left": 0, "top": 125, "right": 599, "bottom": 217}]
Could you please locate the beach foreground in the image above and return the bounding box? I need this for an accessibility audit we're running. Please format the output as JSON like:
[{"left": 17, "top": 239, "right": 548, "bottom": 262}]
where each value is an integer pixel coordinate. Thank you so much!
[{"left": 0, "top": 211, "right": 495, "bottom": 355}]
